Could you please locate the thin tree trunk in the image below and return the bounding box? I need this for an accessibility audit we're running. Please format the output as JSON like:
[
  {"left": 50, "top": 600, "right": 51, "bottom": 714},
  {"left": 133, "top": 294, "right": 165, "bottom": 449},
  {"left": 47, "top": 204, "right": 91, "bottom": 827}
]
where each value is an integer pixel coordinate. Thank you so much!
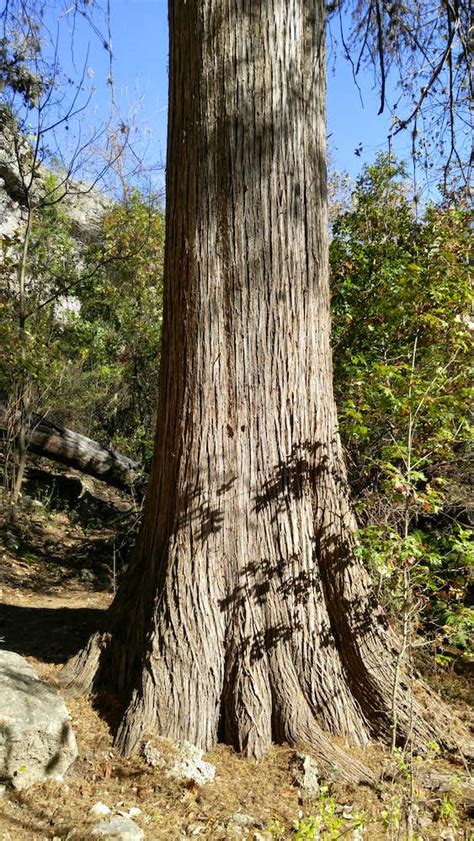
[
  {"left": 62, "top": 0, "right": 460, "bottom": 780},
  {"left": 10, "top": 420, "right": 27, "bottom": 510},
  {"left": 10, "top": 205, "right": 33, "bottom": 510}
]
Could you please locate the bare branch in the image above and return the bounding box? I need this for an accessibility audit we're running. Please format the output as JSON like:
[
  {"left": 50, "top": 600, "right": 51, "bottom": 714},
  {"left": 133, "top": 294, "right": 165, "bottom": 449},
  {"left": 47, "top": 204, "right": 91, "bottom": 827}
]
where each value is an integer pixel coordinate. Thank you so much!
[
  {"left": 374, "top": 0, "right": 386, "bottom": 115},
  {"left": 390, "top": 18, "right": 459, "bottom": 138}
]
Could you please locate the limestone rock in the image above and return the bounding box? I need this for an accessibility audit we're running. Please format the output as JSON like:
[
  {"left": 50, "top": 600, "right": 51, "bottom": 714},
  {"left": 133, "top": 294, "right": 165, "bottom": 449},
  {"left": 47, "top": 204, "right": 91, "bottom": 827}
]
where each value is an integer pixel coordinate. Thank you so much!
[
  {"left": 167, "top": 741, "right": 216, "bottom": 786},
  {"left": 224, "top": 813, "right": 264, "bottom": 838},
  {"left": 439, "top": 831, "right": 456, "bottom": 841},
  {"left": 292, "top": 752, "right": 320, "bottom": 797},
  {"left": 91, "top": 816, "right": 144, "bottom": 840},
  {"left": 0, "top": 179, "right": 23, "bottom": 238},
  {"left": 90, "top": 802, "right": 112, "bottom": 817},
  {"left": 228, "top": 813, "right": 260, "bottom": 828},
  {"left": 0, "top": 650, "right": 77, "bottom": 789},
  {"left": 0, "top": 112, "right": 109, "bottom": 245},
  {"left": 186, "top": 822, "right": 206, "bottom": 837},
  {"left": 142, "top": 740, "right": 165, "bottom": 769}
]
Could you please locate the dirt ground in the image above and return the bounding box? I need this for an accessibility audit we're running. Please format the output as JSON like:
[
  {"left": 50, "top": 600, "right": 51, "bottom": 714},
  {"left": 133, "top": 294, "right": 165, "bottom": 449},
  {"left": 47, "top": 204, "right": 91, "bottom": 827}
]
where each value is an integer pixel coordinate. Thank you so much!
[{"left": 0, "top": 480, "right": 473, "bottom": 840}]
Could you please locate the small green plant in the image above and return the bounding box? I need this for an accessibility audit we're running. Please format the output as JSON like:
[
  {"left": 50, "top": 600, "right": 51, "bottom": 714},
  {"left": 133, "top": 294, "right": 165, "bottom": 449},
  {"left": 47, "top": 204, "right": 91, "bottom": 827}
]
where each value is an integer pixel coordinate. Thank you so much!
[
  {"left": 293, "top": 813, "right": 324, "bottom": 839},
  {"left": 381, "top": 796, "right": 401, "bottom": 836},
  {"left": 437, "top": 794, "right": 459, "bottom": 827},
  {"left": 268, "top": 819, "right": 285, "bottom": 839},
  {"left": 425, "top": 739, "right": 441, "bottom": 756},
  {"left": 269, "top": 786, "right": 366, "bottom": 839}
]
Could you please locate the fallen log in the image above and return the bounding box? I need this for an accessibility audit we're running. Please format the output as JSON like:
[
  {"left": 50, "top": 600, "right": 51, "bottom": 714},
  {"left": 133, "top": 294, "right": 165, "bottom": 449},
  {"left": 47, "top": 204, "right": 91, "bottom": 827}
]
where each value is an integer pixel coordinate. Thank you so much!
[{"left": 0, "top": 403, "right": 144, "bottom": 493}]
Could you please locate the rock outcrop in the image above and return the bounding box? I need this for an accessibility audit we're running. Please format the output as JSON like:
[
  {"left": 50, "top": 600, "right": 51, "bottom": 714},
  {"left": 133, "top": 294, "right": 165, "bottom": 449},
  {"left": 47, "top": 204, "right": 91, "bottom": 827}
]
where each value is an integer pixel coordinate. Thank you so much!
[{"left": 0, "top": 108, "right": 109, "bottom": 244}]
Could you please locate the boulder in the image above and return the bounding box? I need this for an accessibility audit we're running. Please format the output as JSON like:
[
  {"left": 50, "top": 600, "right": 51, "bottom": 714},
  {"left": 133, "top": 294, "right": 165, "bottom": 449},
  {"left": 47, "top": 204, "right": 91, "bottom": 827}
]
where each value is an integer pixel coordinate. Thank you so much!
[
  {"left": 91, "top": 816, "right": 144, "bottom": 840},
  {"left": 0, "top": 650, "right": 77, "bottom": 789}
]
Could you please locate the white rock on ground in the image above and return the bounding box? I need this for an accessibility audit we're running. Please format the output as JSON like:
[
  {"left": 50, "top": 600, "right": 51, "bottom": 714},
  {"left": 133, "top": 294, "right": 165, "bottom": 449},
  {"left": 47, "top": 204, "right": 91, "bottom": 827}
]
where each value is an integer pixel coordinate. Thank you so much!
[
  {"left": 228, "top": 813, "right": 260, "bottom": 828},
  {"left": 90, "top": 802, "right": 112, "bottom": 817},
  {"left": 0, "top": 650, "right": 78, "bottom": 790},
  {"left": 292, "top": 752, "right": 320, "bottom": 797},
  {"left": 167, "top": 740, "right": 216, "bottom": 786},
  {"left": 91, "top": 816, "right": 144, "bottom": 840},
  {"left": 223, "top": 813, "right": 265, "bottom": 838},
  {"left": 142, "top": 740, "right": 165, "bottom": 769}
]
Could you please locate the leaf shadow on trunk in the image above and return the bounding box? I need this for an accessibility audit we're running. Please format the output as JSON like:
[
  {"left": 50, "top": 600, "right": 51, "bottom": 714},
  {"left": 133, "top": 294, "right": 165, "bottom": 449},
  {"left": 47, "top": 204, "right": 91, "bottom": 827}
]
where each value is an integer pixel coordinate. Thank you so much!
[
  {"left": 175, "top": 479, "right": 239, "bottom": 543},
  {"left": 254, "top": 441, "right": 325, "bottom": 515}
]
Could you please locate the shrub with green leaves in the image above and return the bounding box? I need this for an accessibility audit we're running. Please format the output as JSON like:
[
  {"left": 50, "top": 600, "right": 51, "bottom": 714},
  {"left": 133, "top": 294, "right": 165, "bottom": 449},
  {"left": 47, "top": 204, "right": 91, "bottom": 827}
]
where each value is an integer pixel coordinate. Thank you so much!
[
  {"left": 330, "top": 155, "right": 472, "bottom": 653},
  {"left": 1, "top": 176, "right": 164, "bottom": 478},
  {"left": 57, "top": 191, "right": 164, "bottom": 463},
  {"left": 355, "top": 524, "right": 473, "bottom": 654},
  {"left": 0, "top": 172, "right": 80, "bottom": 408}
]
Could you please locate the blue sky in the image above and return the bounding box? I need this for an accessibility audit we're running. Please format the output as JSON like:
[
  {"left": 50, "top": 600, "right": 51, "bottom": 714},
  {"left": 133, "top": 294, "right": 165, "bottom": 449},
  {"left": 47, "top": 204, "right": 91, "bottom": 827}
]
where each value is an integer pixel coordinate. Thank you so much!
[{"left": 48, "top": 1, "right": 415, "bottom": 192}]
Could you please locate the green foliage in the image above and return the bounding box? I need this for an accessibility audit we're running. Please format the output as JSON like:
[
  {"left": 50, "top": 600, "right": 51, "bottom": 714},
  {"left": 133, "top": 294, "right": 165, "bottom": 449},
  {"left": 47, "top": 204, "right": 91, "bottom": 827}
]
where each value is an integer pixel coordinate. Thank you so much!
[
  {"left": 356, "top": 524, "right": 473, "bottom": 651},
  {"left": 436, "top": 794, "right": 459, "bottom": 827},
  {"left": 1, "top": 173, "right": 164, "bottom": 471},
  {"left": 0, "top": 27, "right": 43, "bottom": 106},
  {"left": 331, "top": 155, "right": 471, "bottom": 481},
  {"left": 59, "top": 191, "right": 164, "bottom": 461},
  {"left": 268, "top": 786, "right": 366, "bottom": 839},
  {"left": 380, "top": 797, "right": 402, "bottom": 835},
  {"left": 0, "top": 174, "right": 80, "bottom": 403},
  {"left": 330, "top": 155, "right": 473, "bottom": 654}
]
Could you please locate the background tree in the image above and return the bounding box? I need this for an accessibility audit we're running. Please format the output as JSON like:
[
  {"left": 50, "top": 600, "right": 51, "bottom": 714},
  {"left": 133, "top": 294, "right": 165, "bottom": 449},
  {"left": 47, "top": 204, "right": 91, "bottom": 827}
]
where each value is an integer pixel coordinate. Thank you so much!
[
  {"left": 0, "top": 0, "right": 114, "bottom": 506},
  {"left": 0, "top": 178, "right": 165, "bottom": 488},
  {"left": 62, "top": 0, "right": 460, "bottom": 780},
  {"left": 1, "top": 169, "right": 80, "bottom": 496}
]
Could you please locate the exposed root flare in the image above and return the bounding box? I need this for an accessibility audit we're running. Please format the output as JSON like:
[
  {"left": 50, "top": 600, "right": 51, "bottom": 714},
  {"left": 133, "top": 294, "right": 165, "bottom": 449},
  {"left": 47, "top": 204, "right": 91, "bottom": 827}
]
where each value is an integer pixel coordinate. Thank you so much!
[
  {"left": 60, "top": 631, "right": 106, "bottom": 696},
  {"left": 59, "top": 627, "right": 459, "bottom": 787}
]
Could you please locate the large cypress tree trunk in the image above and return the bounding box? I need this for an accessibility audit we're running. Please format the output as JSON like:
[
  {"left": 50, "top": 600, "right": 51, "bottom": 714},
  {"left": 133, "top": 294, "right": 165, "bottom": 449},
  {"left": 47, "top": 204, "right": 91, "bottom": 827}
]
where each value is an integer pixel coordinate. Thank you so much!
[{"left": 62, "top": 0, "right": 454, "bottom": 779}]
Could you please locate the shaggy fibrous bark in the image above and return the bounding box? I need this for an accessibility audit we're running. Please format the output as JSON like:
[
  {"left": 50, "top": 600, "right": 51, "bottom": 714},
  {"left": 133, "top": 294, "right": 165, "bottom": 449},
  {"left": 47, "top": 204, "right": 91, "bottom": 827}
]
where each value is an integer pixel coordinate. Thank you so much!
[{"left": 61, "top": 0, "right": 457, "bottom": 781}]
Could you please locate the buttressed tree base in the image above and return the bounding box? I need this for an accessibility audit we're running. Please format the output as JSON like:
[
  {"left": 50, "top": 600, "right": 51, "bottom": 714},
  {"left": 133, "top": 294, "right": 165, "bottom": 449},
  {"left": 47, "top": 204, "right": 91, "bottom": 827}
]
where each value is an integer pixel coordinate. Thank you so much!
[{"left": 61, "top": 0, "right": 458, "bottom": 781}]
